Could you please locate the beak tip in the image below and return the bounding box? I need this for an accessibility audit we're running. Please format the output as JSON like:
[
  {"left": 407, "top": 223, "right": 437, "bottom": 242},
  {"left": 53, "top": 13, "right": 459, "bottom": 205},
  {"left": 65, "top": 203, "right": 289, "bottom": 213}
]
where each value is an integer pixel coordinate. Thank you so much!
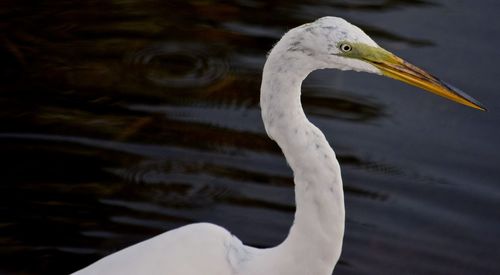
[
  {"left": 470, "top": 102, "right": 487, "bottom": 112},
  {"left": 440, "top": 80, "right": 486, "bottom": 112},
  {"left": 470, "top": 98, "right": 487, "bottom": 112}
]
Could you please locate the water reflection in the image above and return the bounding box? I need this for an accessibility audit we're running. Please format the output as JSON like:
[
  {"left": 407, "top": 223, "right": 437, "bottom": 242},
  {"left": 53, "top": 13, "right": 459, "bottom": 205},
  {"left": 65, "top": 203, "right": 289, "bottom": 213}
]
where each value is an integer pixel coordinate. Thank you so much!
[
  {"left": 126, "top": 42, "right": 229, "bottom": 89},
  {"left": 1, "top": 0, "right": 499, "bottom": 275},
  {"left": 307, "top": 0, "right": 436, "bottom": 11},
  {"left": 303, "top": 88, "right": 385, "bottom": 121}
]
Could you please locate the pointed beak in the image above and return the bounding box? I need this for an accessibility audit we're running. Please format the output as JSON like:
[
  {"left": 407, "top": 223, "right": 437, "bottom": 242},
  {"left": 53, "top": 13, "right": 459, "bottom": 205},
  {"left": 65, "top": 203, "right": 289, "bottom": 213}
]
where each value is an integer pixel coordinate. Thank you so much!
[{"left": 366, "top": 51, "right": 486, "bottom": 111}]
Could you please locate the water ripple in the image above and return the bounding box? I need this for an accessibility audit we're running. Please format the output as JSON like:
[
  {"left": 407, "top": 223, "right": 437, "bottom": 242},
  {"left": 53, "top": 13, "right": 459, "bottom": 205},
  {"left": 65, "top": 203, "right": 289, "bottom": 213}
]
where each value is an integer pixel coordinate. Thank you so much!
[{"left": 125, "top": 42, "right": 229, "bottom": 89}]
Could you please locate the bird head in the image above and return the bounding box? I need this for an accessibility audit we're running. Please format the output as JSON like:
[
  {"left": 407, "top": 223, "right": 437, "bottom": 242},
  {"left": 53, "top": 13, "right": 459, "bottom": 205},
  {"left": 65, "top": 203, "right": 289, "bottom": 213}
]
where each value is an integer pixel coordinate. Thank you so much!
[{"left": 282, "top": 16, "right": 486, "bottom": 111}]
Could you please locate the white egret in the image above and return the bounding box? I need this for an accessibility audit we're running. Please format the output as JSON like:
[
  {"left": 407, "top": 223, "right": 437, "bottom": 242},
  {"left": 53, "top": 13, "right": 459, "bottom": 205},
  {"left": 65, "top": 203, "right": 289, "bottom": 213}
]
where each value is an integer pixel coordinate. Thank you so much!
[{"left": 73, "top": 17, "right": 485, "bottom": 275}]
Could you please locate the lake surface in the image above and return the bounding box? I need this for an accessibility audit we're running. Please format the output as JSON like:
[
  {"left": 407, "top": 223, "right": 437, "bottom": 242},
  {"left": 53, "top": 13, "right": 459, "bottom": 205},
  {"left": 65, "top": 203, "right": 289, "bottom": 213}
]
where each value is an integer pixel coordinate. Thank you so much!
[{"left": 1, "top": 0, "right": 500, "bottom": 274}]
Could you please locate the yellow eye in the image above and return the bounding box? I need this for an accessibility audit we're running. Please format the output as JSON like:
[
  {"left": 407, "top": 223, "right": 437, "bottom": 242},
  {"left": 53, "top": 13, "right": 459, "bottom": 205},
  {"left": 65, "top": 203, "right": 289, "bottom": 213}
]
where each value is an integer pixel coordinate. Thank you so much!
[{"left": 340, "top": 43, "right": 352, "bottom": 52}]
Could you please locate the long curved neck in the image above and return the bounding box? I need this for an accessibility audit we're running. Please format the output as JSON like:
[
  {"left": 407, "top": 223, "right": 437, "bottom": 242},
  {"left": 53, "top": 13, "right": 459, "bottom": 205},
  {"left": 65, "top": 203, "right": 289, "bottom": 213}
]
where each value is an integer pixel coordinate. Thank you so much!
[{"left": 259, "top": 48, "right": 345, "bottom": 274}]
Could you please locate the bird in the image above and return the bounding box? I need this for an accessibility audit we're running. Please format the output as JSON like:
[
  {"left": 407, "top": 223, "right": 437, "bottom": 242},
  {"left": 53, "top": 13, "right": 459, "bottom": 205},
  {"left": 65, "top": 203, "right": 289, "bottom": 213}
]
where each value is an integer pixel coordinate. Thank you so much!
[{"left": 73, "top": 16, "right": 485, "bottom": 275}]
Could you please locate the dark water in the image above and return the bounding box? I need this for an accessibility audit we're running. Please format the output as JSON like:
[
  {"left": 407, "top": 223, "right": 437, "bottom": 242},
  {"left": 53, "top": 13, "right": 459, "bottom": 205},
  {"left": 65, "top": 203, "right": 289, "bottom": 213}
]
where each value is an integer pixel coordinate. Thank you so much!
[{"left": 1, "top": 0, "right": 500, "bottom": 274}]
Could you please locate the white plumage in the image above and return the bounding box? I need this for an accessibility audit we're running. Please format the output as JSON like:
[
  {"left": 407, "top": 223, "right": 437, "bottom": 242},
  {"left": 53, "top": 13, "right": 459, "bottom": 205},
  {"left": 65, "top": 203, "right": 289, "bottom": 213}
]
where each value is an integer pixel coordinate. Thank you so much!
[{"left": 74, "top": 16, "right": 484, "bottom": 275}]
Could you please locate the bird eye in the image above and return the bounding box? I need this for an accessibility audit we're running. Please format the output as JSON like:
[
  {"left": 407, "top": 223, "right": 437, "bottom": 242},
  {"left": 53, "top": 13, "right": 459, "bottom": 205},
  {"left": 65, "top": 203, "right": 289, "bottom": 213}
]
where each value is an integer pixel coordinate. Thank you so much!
[{"left": 340, "top": 43, "right": 352, "bottom": 52}]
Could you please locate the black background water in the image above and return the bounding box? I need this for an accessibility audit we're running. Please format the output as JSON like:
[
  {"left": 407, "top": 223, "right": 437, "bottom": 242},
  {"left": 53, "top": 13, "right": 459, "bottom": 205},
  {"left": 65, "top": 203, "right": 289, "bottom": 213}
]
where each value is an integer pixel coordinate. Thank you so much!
[{"left": 1, "top": 0, "right": 499, "bottom": 274}]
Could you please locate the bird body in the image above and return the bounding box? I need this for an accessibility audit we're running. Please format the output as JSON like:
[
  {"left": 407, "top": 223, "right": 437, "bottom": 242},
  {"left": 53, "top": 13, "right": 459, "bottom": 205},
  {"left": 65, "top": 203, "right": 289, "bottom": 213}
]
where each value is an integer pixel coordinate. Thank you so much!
[
  {"left": 74, "top": 223, "right": 244, "bottom": 275},
  {"left": 73, "top": 17, "right": 484, "bottom": 275}
]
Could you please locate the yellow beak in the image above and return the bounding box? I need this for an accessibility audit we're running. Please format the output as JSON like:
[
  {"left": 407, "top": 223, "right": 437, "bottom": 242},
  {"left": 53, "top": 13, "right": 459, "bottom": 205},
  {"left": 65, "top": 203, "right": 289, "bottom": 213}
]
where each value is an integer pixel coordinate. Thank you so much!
[{"left": 368, "top": 53, "right": 486, "bottom": 111}]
